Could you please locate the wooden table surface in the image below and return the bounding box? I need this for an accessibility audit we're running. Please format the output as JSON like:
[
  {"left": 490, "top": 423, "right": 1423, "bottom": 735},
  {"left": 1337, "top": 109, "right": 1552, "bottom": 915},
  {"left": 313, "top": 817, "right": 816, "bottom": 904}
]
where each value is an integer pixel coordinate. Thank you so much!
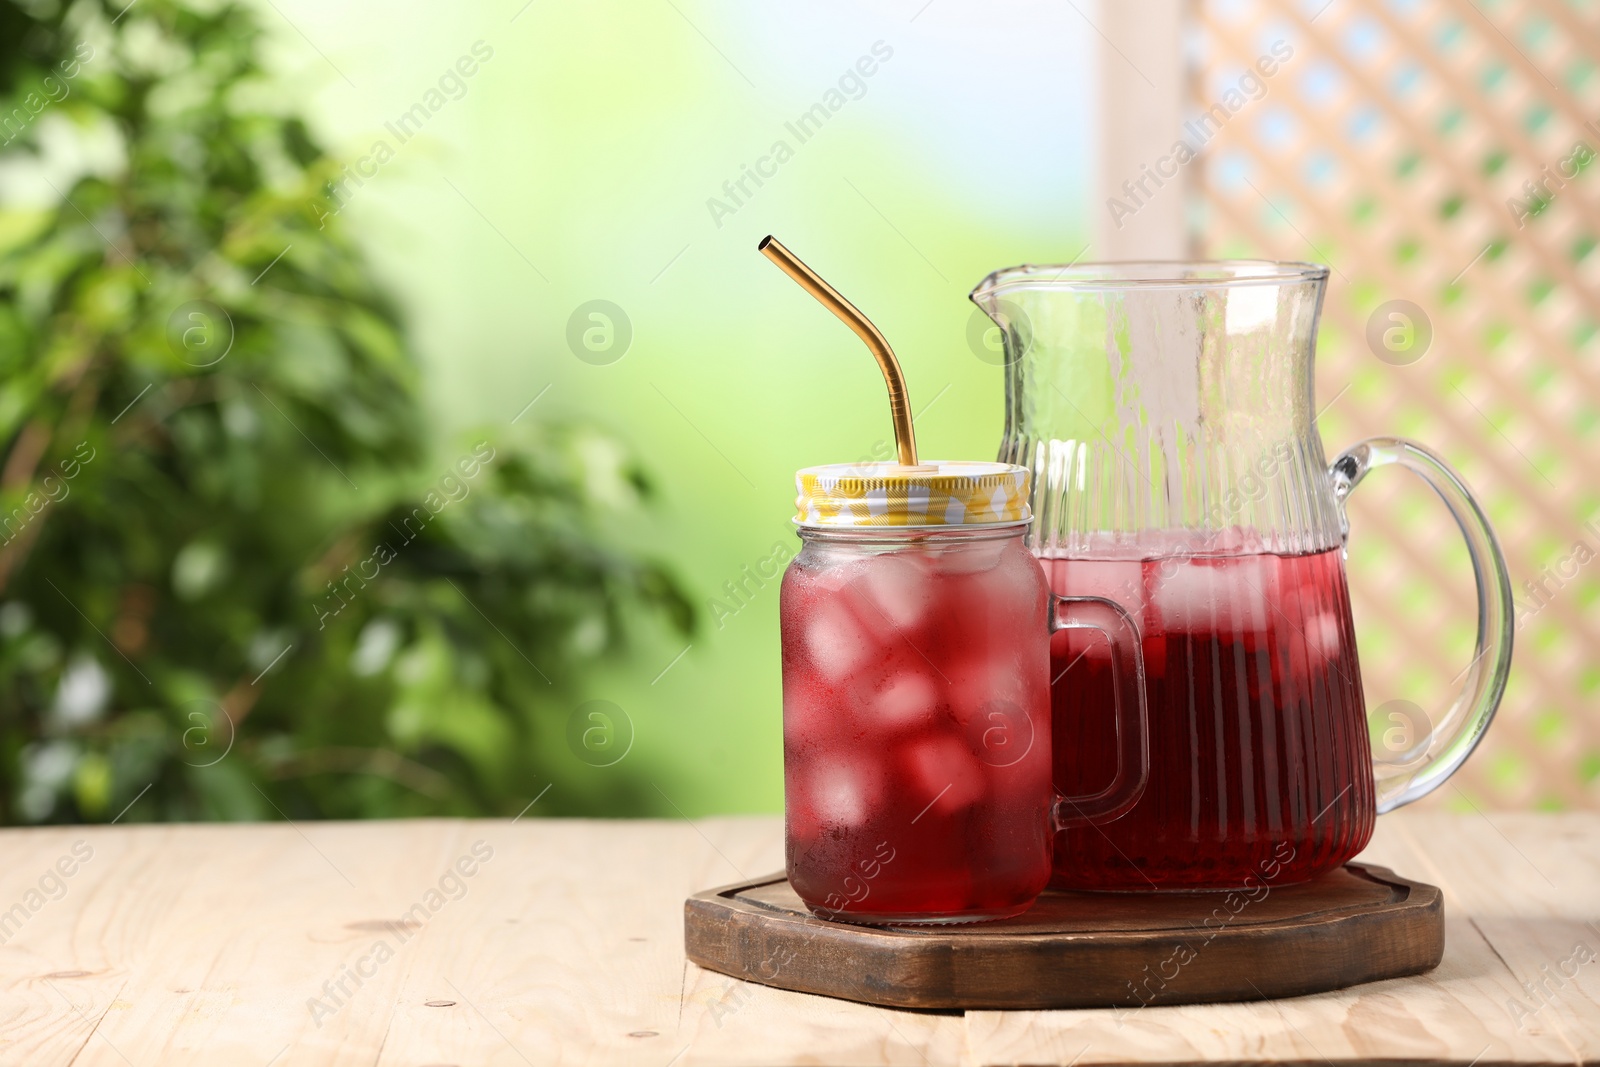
[{"left": 0, "top": 810, "right": 1595, "bottom": 1066}]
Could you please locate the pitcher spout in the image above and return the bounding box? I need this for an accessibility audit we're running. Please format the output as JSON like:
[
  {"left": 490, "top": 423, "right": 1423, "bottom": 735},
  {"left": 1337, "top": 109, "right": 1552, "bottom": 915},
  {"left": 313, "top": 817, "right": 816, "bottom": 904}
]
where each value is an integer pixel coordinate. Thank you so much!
[{"left": 969, "top": 262, "right": 1051, "bottom": 328}]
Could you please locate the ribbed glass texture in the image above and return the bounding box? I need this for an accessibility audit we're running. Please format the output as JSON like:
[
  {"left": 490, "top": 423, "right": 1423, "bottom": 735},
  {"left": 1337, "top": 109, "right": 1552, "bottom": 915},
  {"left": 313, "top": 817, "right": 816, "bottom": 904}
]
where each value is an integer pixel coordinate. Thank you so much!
[
  {"left": 981, "top": 262, "right": 1343, "bottom": 558},
  {"left": 973, "top": 262, "right": 1376, "bottom": 889}
]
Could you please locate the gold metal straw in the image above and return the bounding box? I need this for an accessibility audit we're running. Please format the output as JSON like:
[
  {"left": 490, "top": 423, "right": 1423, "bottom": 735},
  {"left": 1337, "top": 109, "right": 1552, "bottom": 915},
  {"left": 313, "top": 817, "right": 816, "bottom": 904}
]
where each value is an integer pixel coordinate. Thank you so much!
[{"left": 758, "top": 236, "right": 919, "bottom": 467}]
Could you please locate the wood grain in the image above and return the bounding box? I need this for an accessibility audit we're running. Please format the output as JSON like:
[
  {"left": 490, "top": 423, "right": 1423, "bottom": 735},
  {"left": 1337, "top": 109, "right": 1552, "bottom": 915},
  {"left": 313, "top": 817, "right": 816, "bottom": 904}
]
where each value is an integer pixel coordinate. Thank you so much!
[
  {"left": 964, "top": 813, "right": 1600, "bottom": 1066},
  {"left": 0, "top": 812, "right": 1592, "bottom": 1066},
  {"left": 685, "top": 864, "right": 1443, "bottom": 1010}
]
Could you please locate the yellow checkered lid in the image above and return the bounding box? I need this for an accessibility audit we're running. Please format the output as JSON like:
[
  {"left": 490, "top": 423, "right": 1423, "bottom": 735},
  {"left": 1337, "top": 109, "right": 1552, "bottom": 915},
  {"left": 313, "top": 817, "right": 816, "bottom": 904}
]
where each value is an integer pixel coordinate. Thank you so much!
[{"left": 795, "top": 461, "right": 1032, "bottom": 528}]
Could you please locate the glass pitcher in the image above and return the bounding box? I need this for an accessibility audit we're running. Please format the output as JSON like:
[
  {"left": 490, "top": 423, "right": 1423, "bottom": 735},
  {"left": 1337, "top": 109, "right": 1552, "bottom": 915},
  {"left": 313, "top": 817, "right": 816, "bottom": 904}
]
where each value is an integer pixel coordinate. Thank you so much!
[{"left": 970, "top": 261, "right": 1513, "bottom": 890}]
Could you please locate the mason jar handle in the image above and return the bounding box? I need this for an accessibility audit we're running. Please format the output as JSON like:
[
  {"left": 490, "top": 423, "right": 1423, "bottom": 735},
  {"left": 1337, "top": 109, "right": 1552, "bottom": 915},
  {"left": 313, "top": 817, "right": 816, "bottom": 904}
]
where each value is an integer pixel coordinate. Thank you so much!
[
  {"left": 1049, "top": 595, "right": 1149, "bottom": 829},
  {"left": 1329, "top": 437, "right": 1514, "bottom": 812}
]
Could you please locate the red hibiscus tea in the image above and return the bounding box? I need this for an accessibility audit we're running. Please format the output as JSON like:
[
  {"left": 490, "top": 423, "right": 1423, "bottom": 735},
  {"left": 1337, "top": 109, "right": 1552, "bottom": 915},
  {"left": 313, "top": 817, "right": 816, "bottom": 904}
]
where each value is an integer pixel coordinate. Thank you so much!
[
  {"left": 1046, "top": 545, "right": 1376, "bottom": 890},
  {"left": 781, "top": 529, "right": 1054, "bottom": 924}
]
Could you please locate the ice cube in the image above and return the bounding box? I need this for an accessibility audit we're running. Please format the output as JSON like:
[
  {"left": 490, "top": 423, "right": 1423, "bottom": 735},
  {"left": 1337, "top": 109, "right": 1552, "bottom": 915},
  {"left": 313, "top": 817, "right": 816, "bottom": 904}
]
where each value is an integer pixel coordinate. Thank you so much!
[
  {"left": 986, "top": 539, "right": 1047, "bottom": 612},
  {"left": 804, "top": 757, "right": 881, "bottom": 829},
  {"left": 947, "top": 656, "right": 1031, "bottom": 723},
  {"left": 848, "top": 553, "right": 933, "bottom": 633},
  {"left": 931, "top": 537, "right": 1006, "bottom": 575},
  {"left": 1051, "top": 558, "right": 1147, "bottom": 619},
  {"left": 1222, "top": 556, "right": 1271, "bottom": 628},
  {"left": 870, "top": 672, "right": 942, "bottom": 731},
  {"left": 804, "top": 599, "right": 877, "bottom": 682},
  {"left": 1149, "top": 556, "right": 1268, "bottom": 632},
  {"left": 1146, "top": 558, "right": 1213, "bottom": 629},
  {"left": 902, "top": 734, "right": 987, "bottom": 817},
  {"left": 1303, "top": 610, "right": 1346, "bottom": 671}
]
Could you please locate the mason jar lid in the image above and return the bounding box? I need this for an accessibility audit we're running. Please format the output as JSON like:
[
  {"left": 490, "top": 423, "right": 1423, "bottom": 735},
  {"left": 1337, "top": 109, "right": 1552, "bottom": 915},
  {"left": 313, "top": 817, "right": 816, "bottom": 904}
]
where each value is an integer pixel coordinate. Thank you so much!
[{"left": 794, "top": 461, "right": 1031, "bottom": 528}]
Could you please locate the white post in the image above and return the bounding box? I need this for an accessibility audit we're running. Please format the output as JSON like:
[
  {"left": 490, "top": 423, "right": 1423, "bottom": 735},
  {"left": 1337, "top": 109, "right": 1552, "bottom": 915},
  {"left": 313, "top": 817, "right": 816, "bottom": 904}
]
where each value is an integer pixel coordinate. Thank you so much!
[{"left": 1095, "top": 0, "right": 1190, "bottom": 261}]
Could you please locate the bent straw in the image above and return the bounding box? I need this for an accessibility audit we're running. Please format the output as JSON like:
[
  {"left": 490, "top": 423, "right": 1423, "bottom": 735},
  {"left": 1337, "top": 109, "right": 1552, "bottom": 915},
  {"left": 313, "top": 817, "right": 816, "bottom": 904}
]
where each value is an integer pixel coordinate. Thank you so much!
[{"left": 758, "top": 235, "right": 919, "bottom": 468}]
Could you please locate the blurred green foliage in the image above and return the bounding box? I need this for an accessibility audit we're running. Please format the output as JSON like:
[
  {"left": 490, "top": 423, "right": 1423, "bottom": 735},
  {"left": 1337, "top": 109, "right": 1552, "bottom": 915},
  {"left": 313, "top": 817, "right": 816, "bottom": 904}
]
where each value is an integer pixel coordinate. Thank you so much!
[{"left": 0, "top": 0, "right": 691, "bottom": 823}]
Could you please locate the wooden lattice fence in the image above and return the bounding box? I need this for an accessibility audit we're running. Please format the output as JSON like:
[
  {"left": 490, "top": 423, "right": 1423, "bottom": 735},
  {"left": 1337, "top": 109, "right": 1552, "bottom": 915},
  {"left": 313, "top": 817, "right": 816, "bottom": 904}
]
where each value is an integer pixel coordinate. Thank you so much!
[{"left": 1192, "top": 0, "right": 1600, "bottom": 808}]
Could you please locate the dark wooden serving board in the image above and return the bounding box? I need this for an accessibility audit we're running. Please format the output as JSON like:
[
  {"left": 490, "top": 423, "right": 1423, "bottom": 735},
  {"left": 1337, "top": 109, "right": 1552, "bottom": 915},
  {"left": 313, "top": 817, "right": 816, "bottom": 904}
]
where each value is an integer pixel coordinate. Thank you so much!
[{"left": 684, "top": 863, "right": 1443, "bottom": 1010}]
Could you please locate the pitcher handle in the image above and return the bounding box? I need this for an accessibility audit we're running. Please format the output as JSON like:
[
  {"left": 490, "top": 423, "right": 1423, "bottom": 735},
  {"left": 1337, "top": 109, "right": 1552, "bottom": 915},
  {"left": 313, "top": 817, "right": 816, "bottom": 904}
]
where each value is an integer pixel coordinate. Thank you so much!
[
  {"left": 1049, "top": 595, "right": 1149, "bottom": 829},
  {"left": 1329, "top": 437, "right": 1514, "bottom": 811}
]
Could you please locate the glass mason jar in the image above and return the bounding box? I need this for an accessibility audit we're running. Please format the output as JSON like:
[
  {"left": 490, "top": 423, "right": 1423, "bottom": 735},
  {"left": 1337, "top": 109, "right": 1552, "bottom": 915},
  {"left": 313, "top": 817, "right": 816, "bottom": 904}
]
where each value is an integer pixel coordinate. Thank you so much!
[{"left": 780, "top": 461, "right": 1148, "bottom": 924}]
